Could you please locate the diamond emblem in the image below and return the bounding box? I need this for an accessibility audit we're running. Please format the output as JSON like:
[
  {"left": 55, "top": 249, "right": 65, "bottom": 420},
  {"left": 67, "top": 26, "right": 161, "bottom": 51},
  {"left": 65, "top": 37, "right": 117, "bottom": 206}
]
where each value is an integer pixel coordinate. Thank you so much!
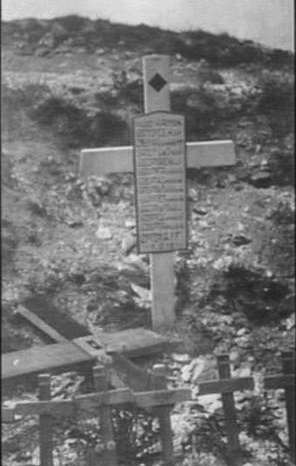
[{"left": 148, "top": 73, "right": 167, "bottom": 92}]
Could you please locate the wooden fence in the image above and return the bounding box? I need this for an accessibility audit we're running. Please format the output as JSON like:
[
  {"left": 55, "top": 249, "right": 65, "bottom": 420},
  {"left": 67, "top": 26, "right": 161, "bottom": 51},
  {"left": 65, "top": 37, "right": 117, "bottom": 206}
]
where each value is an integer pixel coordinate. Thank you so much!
[{"left": 2, "top": 352, "right": 295, "bottom": 466}]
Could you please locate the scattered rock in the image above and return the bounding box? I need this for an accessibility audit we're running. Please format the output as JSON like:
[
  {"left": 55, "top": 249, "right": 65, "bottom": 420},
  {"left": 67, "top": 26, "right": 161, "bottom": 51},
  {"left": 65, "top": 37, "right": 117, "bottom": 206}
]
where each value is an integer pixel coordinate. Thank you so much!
[
  {"left": 131, "top": 283, "right": 151, "bottom": 307},
  {"left": 249, "top": 171, "right": 272, "bottom": 188},
  {"left": 188, "top": 188, "right": 198, "bottom": 201},
  {"left": 198, "top": 220, "right": 209, "bottom": 228},
  {"left": 171, "top": 353, "right": 191, "bottom": 363},
  {"left": 121, "top": 236, "right": 136, "bottom": 255},
  {"left": 232, "top": 234, "right": 252, "bottom": 246},
  {"left": 236, "top": 327, "right": 250, "bottom": 337},
  {"left": 193, "top": 207, "right": 207, "bottom": 216},
  {"left": 66, "top": 220, "right": 84, "bottom": 228},
  {"left": 95, "top": 226, "right": 112, "bottom": 240},
  {"left": 95, "top": 177, "right": 112, "bottom": 195},
  {"left": 125, "top": 218, "right": 136, "bottom": 229}
]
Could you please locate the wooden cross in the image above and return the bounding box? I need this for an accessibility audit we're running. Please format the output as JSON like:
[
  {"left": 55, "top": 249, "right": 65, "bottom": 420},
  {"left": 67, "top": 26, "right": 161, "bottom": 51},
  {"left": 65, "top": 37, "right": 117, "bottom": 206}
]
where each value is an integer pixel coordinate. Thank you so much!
[
  {"left": 198, "top": 354, "right": 254, "bottom": 465},
  {"left": 264, "top": 351, "right": 295, "bottom": 462},
  {"left": 80, "top": 54, "right": 236, "bottom": 329},
  {"left": 3, "top": 367, "right": 191, "bottom": 466}
]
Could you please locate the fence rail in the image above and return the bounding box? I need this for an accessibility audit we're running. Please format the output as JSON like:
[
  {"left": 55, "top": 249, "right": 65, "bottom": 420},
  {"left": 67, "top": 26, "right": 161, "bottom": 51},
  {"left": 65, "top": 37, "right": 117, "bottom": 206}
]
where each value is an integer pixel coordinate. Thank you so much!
[{"left": 2, "top": 352, "right": 295, "bottom": 466}]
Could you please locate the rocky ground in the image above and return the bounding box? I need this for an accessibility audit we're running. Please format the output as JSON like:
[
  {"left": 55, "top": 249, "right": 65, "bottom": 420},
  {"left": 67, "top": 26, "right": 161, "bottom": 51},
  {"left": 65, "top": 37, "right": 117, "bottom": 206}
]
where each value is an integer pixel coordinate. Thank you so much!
[{"left": 1, "top": 15, "right": 295, "bottom": 466}]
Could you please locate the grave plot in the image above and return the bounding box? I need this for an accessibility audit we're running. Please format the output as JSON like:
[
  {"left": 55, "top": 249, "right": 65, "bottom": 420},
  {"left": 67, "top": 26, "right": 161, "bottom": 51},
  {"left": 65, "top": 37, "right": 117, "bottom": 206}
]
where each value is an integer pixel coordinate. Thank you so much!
[
  {"left": 2, "top": 48, "right": 294, "bottom": 466},
  {"left": 2, "top": 352, "right": 295, "bottom": 466}
]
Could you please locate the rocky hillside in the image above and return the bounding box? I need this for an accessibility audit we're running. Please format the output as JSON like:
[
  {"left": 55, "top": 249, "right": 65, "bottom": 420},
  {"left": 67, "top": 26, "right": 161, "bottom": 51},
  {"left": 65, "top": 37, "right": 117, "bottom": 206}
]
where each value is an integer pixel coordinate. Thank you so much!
[
  {"left": 2, "top": 15, "right": 294, "bottom": 66},
  {"left": 2, "top": 15, "right": 295, "bottom": 466}
]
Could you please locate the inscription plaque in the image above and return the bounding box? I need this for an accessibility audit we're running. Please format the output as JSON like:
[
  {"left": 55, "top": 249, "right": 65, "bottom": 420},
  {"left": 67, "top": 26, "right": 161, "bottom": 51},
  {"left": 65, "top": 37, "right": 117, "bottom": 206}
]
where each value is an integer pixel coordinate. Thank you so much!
[{"left": 134, "top": 112, "right": 187, "bottom": 253}]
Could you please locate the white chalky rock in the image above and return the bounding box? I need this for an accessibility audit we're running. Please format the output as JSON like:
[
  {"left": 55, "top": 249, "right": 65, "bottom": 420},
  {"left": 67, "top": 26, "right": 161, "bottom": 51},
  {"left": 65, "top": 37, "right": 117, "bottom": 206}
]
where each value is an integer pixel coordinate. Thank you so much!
[{"left": 95, "top": 227, "right": 112, "bottom": 240}]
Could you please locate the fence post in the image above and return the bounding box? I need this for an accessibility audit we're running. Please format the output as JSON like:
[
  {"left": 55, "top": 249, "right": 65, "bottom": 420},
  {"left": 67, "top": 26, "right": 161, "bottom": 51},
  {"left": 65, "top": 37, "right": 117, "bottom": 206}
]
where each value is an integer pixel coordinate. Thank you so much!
[
  {"left": 38, "top": 373, "right": 53, "bottom": 466},
  {"left": 217, "top": 355, "right": 241, "bottom": 465},
  {"left": 153, "top": 364, "right": 174, "bottom": 466},
  {"left": 93, "top": 365, "right": 118, "bottom": 466},
  {"left": 282, "top": 351, "right": 295, "bottom": 463}
]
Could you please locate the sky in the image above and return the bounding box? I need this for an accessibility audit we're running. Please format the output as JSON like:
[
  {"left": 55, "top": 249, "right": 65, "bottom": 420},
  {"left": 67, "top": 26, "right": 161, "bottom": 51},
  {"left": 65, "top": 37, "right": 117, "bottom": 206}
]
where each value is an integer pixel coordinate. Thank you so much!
[{"left": 2, "top": 0, "right": 294, "bottom": 50}]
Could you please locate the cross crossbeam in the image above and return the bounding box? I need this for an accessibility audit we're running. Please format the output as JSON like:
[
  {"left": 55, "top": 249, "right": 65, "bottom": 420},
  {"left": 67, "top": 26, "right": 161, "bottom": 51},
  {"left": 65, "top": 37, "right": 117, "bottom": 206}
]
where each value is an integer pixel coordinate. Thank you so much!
[
  {"left": 80, "top": 140, "right": 235, "bottom": 178},
  {"left": 3, "top": 387, "right": 191, "bottom": 418}
]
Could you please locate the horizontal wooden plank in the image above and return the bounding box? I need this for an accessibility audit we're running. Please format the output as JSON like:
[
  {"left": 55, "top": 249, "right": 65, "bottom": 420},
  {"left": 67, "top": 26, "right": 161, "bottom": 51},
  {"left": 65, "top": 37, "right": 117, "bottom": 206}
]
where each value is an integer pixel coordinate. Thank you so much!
[
  {"left": 80, "top": 140, "right": 235, "bottom": 178},
  {"left": 198, "top": 377, "right": 254, "bottom": 395},
  {"left": 23, "top": 296, "right": 90, "bottom": 339},
  {"left": 16, "top": 306, "right": 68, "bottom": 343},
  {"left": 2, "top": 342, "right": 93, "bottom": 379},
  {"left": 109, "top": 352, "right": 152, "bottom": 391},
  {"left": 14, "top": 399, "right": 74, "bottom": 417},
  {"left": 135, "top": 388, "right": 191, "bottom": 408},
  {"left": 264, "top": 374, "right": 295, "bottom": 390},
  {"left": 2, "top": 328, "right": 170, "bottom": 381},
  {"left": 74, "top": 327, "right": 170, "bottom": 359},
  {"left": 187, "top": 140, "right": 235, "bottom": 168},
  {"left": 9, "top": 388, "right": 191, "bottom": 417}
]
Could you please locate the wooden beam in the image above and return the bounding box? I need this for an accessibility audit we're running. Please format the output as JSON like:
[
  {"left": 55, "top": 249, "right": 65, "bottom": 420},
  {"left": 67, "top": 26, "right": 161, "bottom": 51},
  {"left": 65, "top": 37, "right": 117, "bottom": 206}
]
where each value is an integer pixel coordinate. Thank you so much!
[
  {"left": 2, "top": 342, "right": 93, "bottom": 379},
  {"left": 282, "top": 352, "right": 295, "bottom": 463},
  {"left": 11, "top": 387, "right": 191, "bottom": 417},
  {"left": 143, "top": 55, "right": 176, "bottom": 329},
  {"left": 74, "top": 327, "right": 171, "bottom": 359},
  {"left": 16, "top": 306, "right": 68, "bottom": 343},
  {"left": 93, "top": 366, "right": 118, "bottom": 465},
  {"left": 217, "top": 355, "right": 241, "bottom": 463},
  {"left": 2, "top": 327, "right": 172, "bottom": 381},
  {"left": 134, "top": 387, "right": 191, "bottom": 408},
  {"left": 38, "top": 374, "right": 53, "bottom": 466},
  {"left": 80, "top": 140, "right": 235, "bottom": 178},
  {"left": 152, "top": 364, "right": 174, "bottom": 465},
  {"left": 263, "top": 374, "right": 294, "bottom": 390},
  {"left": 198, "top": 376, "right": 254, "bottom": 395}
]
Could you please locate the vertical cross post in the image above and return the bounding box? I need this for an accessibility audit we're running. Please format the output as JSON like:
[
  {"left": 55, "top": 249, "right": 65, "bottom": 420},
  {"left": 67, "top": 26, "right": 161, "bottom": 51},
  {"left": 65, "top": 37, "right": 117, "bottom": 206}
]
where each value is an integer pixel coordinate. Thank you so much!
[
  {"left": 143, "top": 55, "right": 176, "bottom": 329},
  {"left": 152, "top": 363, "right": 174, "bottom": 465},
  {"left": 217, "top": 355, "right": 241, "bottom": 465},
  {"left": 38, "top": 373, "right": 53, "bottom": 466},
  {"left": 93, "top": 365, "right": 118, "bottom": 466},
  {"left": 282, "top": 351, "right": 295, "bottom": 462}
]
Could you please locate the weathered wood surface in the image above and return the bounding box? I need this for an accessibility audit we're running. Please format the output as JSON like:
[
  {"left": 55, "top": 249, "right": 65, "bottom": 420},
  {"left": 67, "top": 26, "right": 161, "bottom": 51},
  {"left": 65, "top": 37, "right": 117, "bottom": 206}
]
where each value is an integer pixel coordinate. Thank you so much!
[
  {"left": 23, "top": 296, "right": 90, "bottom": 339},
  {"left": 74, "top": 327, "right": 170, "bottom": 358},
  {"left": 5, "top": 387, "right": 191, "bottom": 418},
  {"left": 152, "top": 364, "right": 174, "bottom": 465},
  {"left": 263, "top": 374, "right": 294, "bottom": 389},
  {"left": 2, "top": 342, "right": 93, "bottom": 379},
  {"left": 198, "top": 376, "right": 254, "bottom": 395},
  {"left": 143, "top": 55, "right": 176, "bottom": 328},
  {"left": 2, "top": 325, "right": 171, "bottom": 381},
  {"left": 282, "top": 352, "right": 295, "bottom": 462},
  {"left": 93, "top": 366, "right": 118, "bottom": 466},
  {"left": 217, "top": 355, "right": 241, "bottom": 464},
  {"left": 16, "top": 306, "right": 68, "bottom": 343},
  {"left": 80, "top": 140, "right": 235, "bottom": 177},
  {"left": 38, "top": 374, "right": 53, "bottom": 466}
]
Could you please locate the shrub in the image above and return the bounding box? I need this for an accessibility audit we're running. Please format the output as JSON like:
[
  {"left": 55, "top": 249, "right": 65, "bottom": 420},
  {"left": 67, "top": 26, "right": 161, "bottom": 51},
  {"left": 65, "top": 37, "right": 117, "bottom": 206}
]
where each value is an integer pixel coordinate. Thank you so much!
[
  {"left": 171, "top": 87, "right": 223, "bottom": 139},
  {"left": 31, "top": 92, "right": 129, "bottom": 147},
  {"left": 54, "top": 15, "right": 89, "bottom": 33},
  {"left": 256, "top": 72, "right": 294, "bottom": 137}
]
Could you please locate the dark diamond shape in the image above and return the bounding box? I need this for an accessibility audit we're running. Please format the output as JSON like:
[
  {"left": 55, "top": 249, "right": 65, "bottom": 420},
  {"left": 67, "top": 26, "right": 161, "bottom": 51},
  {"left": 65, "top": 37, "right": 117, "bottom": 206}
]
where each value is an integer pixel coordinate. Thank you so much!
[{"left": 148, "top": 73, "right": 167, "bottom": 92}]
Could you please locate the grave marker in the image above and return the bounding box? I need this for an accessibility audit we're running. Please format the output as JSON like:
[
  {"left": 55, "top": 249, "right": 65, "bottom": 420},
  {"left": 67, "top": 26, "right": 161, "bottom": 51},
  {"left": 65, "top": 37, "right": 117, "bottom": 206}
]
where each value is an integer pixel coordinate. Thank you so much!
[
  {"left": 134, "top": 111, "right": 187, "bottom": 253},
  {"left": 80, "top": 54, "right": 236, "bottom": 329}
]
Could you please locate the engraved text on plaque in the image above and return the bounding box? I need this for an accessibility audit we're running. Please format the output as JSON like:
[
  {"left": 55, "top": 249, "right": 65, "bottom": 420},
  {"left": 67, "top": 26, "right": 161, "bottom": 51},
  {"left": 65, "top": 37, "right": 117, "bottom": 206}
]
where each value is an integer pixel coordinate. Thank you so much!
[{"left": 134, "top": 112, "right": 187, "bottom": 253}]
